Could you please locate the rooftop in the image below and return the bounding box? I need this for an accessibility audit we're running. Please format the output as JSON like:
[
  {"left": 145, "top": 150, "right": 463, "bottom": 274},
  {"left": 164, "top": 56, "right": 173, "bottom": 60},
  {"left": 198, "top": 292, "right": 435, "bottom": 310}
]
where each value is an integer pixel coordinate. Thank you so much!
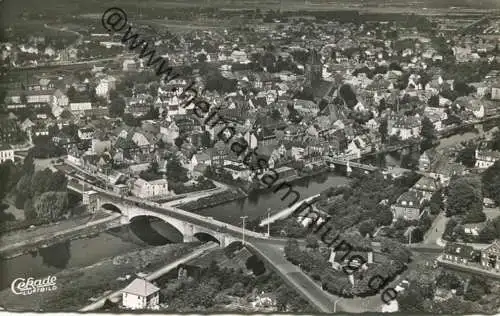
[{"left": 121, "top": 278, "right": 159, "bottom": 297}]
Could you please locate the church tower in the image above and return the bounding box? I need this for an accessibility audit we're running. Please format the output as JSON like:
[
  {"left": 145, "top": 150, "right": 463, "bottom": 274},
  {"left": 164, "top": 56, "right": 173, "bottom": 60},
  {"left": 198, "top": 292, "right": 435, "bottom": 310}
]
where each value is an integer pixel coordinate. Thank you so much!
[{"left": 305, "top": 49, "right": 323, "bottom": 87}]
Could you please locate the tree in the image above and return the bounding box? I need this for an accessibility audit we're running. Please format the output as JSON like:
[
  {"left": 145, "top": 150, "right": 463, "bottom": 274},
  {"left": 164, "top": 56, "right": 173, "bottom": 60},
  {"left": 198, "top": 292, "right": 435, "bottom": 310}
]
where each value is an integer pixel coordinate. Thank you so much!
[
  {"left": 379, "top": 118, "right": 388, "bottom": 143},
  {"left": 23, "top": 198, "right": 36, "bottom": 220},
  {"left": 15, "top": 174, "right": 33, "bottom": 209},
  {"left": 420, "top": 116, "right": 437, "bottom": 152},
  {"left": 464, "top": 211, "right": 486, "bottom": 224},
  {"left": 109, "top": 95, "right": 126, "bottom": 117},
  {"left": 166, "top": 154, "right": 189, "bottom": 183},
  {"left": 491, "top": 131, "right": 500, "bottom": 152},
  {"left": 0, "top": 161, "right": 18, "bottom": 201},
  {"left": 429, "top": 189, "right": 443, "bottom": 215},
  {"left": 32, "top": 169, "right": 52, "bottom": 196},
  {"left": 45, "top": 170, "right": 68, "bottom": 192},
  {"left": 271, "top": 109, "right": 282, "bottom": 121},
  {"left": 284, "top": 239, "right": 301, "bottom": 261},
  {"left": 305, "top": 234, "right": 319, "bottom": 249},
  {"left": 454, "top": 81, "right": 475, "bottom": 97},
  {"left": 197, "top": 53, "right": 207, "bottom": 63},
  {"left": 34, "top": 191, "right": 68, "bottom": 221},
  {"left": 174, "top": 137, "right": 184, "bottom": 148},
  {"left": 478, "top": 220, "right": 498, "bottom": 243},
  {"left": 230, "top": 282, "right": 246, "bottom": 297},
  {"left": 456, "top": 142, "right": 476, "bottom": 167},
  {"left": 464, "top": 277, "right": 490, "bottom": 302},
  {"left": 447, "top": 176, "right": 483, "bottom": 217},
  {"left": 339, "top": 84, "right": 357, "bottom": 107},
  {"left": 443, "top": 218, "right": 458, "bottom": 240},
  {"left": 376, "top": 207, "right": 393, "bottom": 226},
  {"left": 358, "top": 219, "right": 376, "bottom": 237},
  {"left": 428, "top": 94, "right": 439, "bottom": 107},
  {"left": 276, "top": 285, "right": 294, "bottom": 311},
  {"left": 123, "top": 113, "right": 141, "bottom": 127},
  {"left": 148, "top": 83, "right": 159, "bottom": 98},
  {"left": 200, "top": 131, "right": 212, "bottom": 148},
  {"left": 23, "top": 152, "right": 35, "bottom": 175},
  {"left": 378, "top": 98, "right": 386, "bottom": 113},
  {"left": 379, "top": 237, "right": 412, "bottom": 263},
  {"left": 398, "top": 284, "right": 426, "bottom": 312},
  {"left": 401, "top": 153, "right": 419, "bottom": 170},
  {"left": 482, "top": 161, "right": 500, "bottom": 205}
]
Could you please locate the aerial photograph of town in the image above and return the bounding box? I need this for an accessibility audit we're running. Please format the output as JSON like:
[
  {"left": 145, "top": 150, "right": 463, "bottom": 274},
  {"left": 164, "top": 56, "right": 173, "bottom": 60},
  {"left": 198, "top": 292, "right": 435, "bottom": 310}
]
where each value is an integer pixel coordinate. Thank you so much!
[{"left": 1, "top": 0, "right": 500, "bottom": 314}]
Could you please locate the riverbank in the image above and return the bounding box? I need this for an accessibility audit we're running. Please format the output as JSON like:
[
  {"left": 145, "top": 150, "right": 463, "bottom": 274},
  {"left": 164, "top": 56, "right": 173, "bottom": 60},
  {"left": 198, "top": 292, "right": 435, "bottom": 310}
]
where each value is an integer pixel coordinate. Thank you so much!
[
  {"left": 0, "top": 212, "right": 122, "bottom": 259},
  {"left": 82, "top": 242, "right": 220, "bottom": 312},
  {"left": 178, "top": 188, "right": 248, "bottom": 212},
  {"left": 0, "top": 242, "right": 203, "bottom": 311}
]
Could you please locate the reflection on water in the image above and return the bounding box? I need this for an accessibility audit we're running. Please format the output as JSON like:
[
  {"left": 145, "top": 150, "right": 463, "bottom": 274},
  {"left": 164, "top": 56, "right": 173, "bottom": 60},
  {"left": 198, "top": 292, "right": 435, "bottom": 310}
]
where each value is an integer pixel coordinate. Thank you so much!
[
  {"left": 38, "top": 241, "right": 71, "bottom": 269},
  {"left": 0, "top": 226, "right": 145, "bottom": 290}
]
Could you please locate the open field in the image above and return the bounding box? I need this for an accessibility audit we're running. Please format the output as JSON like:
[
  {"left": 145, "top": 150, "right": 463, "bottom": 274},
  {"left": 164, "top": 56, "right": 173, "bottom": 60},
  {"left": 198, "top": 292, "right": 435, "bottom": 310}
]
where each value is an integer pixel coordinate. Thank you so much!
[{"left": 2, "top": 0, "right": 499, "bottom": 24}]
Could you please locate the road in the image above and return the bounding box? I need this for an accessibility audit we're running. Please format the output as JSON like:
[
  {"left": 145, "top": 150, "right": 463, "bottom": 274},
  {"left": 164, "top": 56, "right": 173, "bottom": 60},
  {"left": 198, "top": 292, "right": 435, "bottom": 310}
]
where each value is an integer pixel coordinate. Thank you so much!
[
  {"left": 423, "top": 212, "right": 448, "bottom": 246},
  {"left": 248, "top": 240, "right": 386, "bottom": 313},
  {"left": 63, "top": 162, "right": 442, "bottom": 312}
]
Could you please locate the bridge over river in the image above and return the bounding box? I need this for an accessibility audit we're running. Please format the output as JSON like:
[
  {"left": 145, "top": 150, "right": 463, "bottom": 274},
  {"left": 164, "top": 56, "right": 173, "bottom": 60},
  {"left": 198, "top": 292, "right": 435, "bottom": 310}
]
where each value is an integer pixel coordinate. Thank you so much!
[{"left": 66, "top": 174, "right": 443, "bottom": 313}]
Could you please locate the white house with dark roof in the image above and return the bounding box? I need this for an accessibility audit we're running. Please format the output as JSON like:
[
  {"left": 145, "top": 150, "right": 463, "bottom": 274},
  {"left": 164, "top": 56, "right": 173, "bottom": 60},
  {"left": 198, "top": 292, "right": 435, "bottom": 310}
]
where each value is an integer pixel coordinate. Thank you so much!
[{"left": 121, "top": 278, "right": 160, "bottom": 310}]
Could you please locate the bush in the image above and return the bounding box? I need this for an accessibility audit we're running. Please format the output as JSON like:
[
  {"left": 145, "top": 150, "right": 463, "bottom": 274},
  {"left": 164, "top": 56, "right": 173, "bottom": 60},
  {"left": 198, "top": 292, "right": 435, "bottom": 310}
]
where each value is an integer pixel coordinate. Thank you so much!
[{"left": 463, "top": 211, "right": 486, "bottom": 224}]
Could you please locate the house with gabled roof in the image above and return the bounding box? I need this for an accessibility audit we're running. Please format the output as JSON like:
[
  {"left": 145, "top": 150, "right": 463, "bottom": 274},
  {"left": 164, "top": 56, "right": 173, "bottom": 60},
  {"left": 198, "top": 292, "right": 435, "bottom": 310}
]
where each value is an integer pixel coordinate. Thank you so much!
[
  {"left": 481, "top": 240, "right": 500, "bottom": 271},
  {"left": 419, "top": 148, "right": 437, "bottom": 172},
  {"left": 443, "top": 242, "right": 480, "bottom": 265},
  {"left": 391, "top": 190, "right": 426, "bottom": 221},
  {"left": 121, "top": 278, "right": 160, "bottom": 310}
]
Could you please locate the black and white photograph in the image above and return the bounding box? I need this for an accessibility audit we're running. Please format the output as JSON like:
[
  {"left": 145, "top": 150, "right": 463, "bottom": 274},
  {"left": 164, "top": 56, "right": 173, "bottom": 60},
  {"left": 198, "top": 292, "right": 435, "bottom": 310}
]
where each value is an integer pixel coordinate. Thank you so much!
[{"left": 1, "top": 0, "right": 500, "bottom": 314}]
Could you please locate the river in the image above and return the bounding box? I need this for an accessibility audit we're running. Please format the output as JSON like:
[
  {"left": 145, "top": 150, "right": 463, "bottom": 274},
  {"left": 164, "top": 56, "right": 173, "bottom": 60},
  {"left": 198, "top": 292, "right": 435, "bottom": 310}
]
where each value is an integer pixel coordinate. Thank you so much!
[
  {"left": 192, "top": 172, "right": 351, "bottom": 225},
  {"left": 0, "top": 225, "right": 145, "bottom": 291},
  {"left": 0, "top": 172, "right": 350, "bottom": 291}
]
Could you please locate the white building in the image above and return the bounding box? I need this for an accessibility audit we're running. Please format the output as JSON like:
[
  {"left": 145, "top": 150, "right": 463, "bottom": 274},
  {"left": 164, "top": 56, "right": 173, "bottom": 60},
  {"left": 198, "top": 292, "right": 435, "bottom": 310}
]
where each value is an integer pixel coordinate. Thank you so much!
[
  {"left": 52, "top": 89, "right": 69, "bottom": 107},
  {"left": 0, "top": 146, "right": 14, "bottom": 163},
  {"left": 132, "top": 178, "right": 169, "bottom": 198},
  {"left": 230, "top": 50, "right": 250, "bottom": 64},
  {"left": 96, "top": 80, "right": 110, "bottom": 98},
  {"left": 388, "top": 115, "right": 421, "bottom": 140},
  {"left": 82, "top": 190, "right": 99, "bottom": 213},
  {"left": 96, "top": 77, "right": 116, "bottom": 98},
  {"left": 123, "top": 59, "right": 138, "bottom": 72},
  {"left": 121, "top": 278, "right": 160, "bottom": 310},
  {"left": 69, "top": 102, "right": 92, "bottom": 116},
  {"left": 475, "top": 149, "right": 500, "bottom": 169},
  {"left": 78, "top": 127, "right": 95, "bottom": 140}
]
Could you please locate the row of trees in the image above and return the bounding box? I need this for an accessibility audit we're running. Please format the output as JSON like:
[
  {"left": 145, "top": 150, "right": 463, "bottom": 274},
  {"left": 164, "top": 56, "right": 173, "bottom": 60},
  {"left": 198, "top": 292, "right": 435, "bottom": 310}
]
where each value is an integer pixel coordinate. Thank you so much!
[
  {"left": 316, "top": 172, "right": 419, "bottom": 235},
  {"left": 399, "top": 269, "right": 492, "bottom": 313},
  {"left": 161, "top": 258, "right": 312, "bottom": 312},
  {"left": 446, "top": 175, "right": 485, "bottom": 223}
]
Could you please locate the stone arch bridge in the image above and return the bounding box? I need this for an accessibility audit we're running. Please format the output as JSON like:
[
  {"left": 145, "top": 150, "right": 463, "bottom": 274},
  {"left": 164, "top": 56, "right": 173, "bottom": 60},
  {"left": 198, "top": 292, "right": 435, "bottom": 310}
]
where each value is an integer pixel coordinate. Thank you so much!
[{"left": 101, "top": 200, "right": 243, "bottom": 247}]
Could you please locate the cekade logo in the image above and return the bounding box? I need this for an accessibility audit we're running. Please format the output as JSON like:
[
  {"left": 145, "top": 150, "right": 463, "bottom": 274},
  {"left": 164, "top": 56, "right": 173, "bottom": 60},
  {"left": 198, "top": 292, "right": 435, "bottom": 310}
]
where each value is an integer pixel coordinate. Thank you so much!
[{"left": 11, "top": 276, "right": 57, "bottom": 295}]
